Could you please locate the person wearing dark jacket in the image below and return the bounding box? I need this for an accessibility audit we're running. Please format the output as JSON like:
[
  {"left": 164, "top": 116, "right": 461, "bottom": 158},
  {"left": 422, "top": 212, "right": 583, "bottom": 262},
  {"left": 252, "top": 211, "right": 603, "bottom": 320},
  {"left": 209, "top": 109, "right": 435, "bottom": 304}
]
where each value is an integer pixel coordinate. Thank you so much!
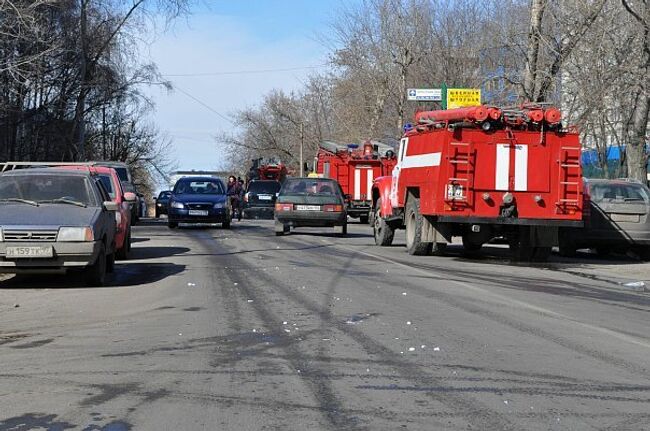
[{"left": 226, "top": 176, "right": 242, "bottom": 221}]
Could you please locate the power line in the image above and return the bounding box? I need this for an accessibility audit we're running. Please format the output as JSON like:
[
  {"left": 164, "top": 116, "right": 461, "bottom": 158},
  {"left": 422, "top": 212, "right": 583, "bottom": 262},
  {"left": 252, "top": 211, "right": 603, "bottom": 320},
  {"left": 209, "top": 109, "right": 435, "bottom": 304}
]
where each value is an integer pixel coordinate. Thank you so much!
[
  {"left": 172, "top": 85, "right": 233, "bottom": 124},
  {"left": 162, "top": 63, "right": 329, "bottom": 77}
]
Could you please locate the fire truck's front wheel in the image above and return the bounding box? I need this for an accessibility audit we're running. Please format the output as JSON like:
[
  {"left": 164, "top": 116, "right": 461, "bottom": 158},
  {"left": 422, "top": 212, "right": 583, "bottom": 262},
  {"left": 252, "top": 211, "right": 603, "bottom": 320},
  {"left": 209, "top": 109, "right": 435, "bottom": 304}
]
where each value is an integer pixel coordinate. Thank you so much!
[
  {"left": 373, "top": 199, "right": 394, "bottom": 246},
  {"left": 405, "top": 197, "right": 431, "bottom": 256}
]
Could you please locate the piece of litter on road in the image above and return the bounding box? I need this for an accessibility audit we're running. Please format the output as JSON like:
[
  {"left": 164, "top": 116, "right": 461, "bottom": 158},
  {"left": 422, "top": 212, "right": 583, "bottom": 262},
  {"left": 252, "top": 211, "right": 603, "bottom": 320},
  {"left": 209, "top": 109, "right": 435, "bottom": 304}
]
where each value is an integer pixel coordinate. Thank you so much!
[
  {"left": 406, "top": 321, "right": 411, "bottom": 325},
  {"left": 504, "top": 400, "right": 509, "bottom": 405},
  {"left": 621, "top": 281, "right": 645, "bottom": 291},
  {"left": 283, "top": 321, "right": 288, "bottom": 325},
  {"left": 394, "top": 337, "right": 399, "bottom": 340},
  {"left": 247, "top": 299, "right": 253, "bottom": 303},
  {"left": 13, "top": 303, "right": 19, "bottom": 308},
  {"left": 322, "top": 338, "right": 330, "bottom": 341},
  {"left": 233, "top": 282, "right": 238, "bottom": 286},
  {"left": 402, "top": 292, "right": 407, "bottom": 296},
  {"left": 252, "top": 329, "right": 257, "bottom": 332},
  {"left": 400, "top": 351, "right": 404, "bottom": 354},
  {"left": 433, "top": 347, "right": 440, "bottom": 351},
  {"left": 421, "top": 345, "right": 426, "bottom": 349},
  {"left": 284, "top": 329, "right": 291, "bottom": 333},
  {"left": 178, "top": 333, "right": 182, "bottom": 336},
  {"left": 366, "top": 368, "right": 370, "bottom": 372},
  {"left": 276, "top": 246, "right": 280, "bottom": 249},
  {"left": 187, "top": 283, "right": 196, "bottom": 286},
  {"left": 408, "top": 347, "right": 415, "bottom": 352}
]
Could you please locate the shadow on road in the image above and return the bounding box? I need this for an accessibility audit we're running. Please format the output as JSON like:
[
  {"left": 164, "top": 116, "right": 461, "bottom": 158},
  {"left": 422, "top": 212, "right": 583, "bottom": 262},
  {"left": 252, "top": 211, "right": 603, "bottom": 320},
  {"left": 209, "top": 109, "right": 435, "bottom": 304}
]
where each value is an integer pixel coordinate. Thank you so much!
[
  {"left": 129, "top": 246, "right": 190, "bottom": 260},
  {"left": 0, "top": 262, "right": 185, "bottom": 289}
]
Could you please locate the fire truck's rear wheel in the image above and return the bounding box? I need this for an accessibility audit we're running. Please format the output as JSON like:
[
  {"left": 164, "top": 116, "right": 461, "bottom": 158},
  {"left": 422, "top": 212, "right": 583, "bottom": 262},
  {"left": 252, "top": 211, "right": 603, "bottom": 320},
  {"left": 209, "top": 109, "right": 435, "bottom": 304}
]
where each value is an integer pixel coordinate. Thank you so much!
[
  {"left": 405, "top": 197, "right": 432, "bottom": 256},
  {"left": 373, "top": 199, "right": 394, "bottom": 246},
  {"left": 462, "top": 236, "right": 483, "bottom": 256},
  {"left": 359, "top": 214, "right": 369, "bottom": 224}
]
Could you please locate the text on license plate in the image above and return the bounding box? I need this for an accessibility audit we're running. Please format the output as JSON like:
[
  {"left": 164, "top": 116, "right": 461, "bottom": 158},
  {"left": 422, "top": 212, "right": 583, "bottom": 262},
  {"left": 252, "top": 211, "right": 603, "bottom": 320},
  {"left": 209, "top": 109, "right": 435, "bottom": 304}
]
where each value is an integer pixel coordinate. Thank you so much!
[
  {"left": 6, "top": 246, "right": 54, "bottom": 259},
  {"left": 258, "top": 195, "right": 272, "bottom": 200},
  {"left": 188, "top": 210, "right": 209, "bottom": 216},
  {"left": 296, "top": 205, "right": 321, "bottom": 211}
]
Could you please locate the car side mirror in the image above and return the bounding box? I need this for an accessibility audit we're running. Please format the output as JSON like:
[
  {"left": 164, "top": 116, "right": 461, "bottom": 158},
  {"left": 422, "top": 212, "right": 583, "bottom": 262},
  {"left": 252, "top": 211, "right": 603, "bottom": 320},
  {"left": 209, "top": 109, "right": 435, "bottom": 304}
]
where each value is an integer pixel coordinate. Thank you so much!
[
  {"left": 124, "top": 192, "right": 137, "bottom": 202},
  {"left": 104, "top": 201, "right": 119, "bottom": 212}
]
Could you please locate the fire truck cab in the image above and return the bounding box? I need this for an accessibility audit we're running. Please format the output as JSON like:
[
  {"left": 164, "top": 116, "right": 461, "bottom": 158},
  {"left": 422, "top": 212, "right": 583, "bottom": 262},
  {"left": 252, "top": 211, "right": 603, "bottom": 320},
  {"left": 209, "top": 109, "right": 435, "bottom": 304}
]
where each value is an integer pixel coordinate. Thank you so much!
[
  {"left": 316, "top": 140, "right": 397, "bottom": 223},
  {"left": 371, "top": 105, "right": 584, "bottom": 262}
]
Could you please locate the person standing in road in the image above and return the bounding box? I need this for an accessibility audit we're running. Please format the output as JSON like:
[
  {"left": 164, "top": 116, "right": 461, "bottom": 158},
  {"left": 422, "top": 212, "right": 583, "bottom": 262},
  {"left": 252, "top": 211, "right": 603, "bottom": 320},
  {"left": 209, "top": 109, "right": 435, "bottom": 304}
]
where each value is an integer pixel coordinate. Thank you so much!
[
  {"left": 237, "top": 177, "right": 245, "bottom": 220},
  {"left": 226, "top": 176, "right": 242, "bottom": 221}
]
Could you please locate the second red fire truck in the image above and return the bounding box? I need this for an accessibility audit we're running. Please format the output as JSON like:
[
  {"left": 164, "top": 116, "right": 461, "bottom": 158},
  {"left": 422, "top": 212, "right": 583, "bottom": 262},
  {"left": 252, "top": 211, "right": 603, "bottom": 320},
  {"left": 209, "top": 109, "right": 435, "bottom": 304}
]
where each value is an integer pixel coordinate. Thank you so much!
[
  {"left": 316, "top": 140, "right": 397, "bottom": 223},
  {"left": 371, "top": 104, "right": 584, "bottom": 262}
]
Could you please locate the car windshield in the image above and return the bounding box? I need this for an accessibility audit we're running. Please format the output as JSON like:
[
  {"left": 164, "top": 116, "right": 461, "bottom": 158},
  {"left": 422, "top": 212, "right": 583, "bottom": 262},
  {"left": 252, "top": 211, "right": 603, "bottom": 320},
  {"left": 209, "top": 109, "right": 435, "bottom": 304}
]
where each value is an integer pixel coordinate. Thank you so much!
[
  {"left": 0, "top": 174, "right": 95, "bottom": 206},
  {"left": 98, "top": 174, "right": 115, "bottom": 199},
  {"left": 158, "top": 191, "right": 172, "bottom": 199},
  {"left": 248, "top": 181, "right": 281, "bottom": 194},
  {"left": 282, "top": 179, "right": 339, "bottom": 196},
  {"left": 589, "top": 182, "right": 650, "bottom": 204},
  {"left": 174, "top": 179, "right": 224, "bottom": 195}
]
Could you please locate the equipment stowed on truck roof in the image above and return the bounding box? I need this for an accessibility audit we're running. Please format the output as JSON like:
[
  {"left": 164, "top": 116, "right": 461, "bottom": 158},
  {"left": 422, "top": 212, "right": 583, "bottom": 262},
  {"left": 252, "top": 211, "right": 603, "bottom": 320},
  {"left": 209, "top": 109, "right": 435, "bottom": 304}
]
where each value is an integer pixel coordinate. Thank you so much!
[{"left": 371, "top": 104, "right": 583, "bottom": 262}]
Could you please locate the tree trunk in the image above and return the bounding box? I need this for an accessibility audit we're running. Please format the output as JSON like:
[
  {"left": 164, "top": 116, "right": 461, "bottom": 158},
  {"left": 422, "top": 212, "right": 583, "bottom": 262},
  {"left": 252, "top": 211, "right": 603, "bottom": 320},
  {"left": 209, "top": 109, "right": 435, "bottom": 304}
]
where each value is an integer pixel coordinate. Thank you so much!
[
  {"left": 625, "top": 91, "right": 650, "bottom": 182},
  {"left": 523, "top": 0, "right": 546, "bottom": 101}
]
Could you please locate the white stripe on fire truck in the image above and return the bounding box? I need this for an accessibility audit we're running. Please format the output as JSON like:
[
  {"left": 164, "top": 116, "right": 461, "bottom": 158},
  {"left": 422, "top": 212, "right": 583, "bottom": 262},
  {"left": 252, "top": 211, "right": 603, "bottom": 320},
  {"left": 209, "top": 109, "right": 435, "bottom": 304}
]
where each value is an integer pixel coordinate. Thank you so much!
[
  {"left": 354, "top": 168, "right": 361, "bottom": 200},
  {"left": 367, "top": 169, "right": 374, "bottom": 198},
  {"left": 400, "top": 152, "right": 441, "bottom": 169},
  {"left": 514, "top": 145, "right": 528, "bottom": 191},
  {"left": 495, "top": 144, "right": 510, "bottom": 191}
]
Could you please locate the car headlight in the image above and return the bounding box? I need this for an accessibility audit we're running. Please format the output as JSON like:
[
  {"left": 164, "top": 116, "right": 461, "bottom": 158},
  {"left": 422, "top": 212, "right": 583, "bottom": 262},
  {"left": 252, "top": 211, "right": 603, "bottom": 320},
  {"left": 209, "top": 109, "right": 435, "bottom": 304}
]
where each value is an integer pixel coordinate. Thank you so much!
[
  {"left": 214, "top": 202, "right": 225, "bottom": 209},
  {"left": 156, "top": 203, "right": 162, "bottom": 207},
  {"left": 171, "top": 201, "right": 184, "bottom": 209},
  {"left": 58, "top": 227, "right": 94, "bottom": 242}
]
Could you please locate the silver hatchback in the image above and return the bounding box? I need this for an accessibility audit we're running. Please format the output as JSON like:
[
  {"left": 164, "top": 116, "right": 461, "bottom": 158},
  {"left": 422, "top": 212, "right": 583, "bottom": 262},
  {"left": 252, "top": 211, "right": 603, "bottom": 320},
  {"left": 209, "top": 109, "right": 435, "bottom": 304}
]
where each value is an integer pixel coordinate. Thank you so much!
[{"left": 559, "top": 179, "right": 650, "bottom": 259}]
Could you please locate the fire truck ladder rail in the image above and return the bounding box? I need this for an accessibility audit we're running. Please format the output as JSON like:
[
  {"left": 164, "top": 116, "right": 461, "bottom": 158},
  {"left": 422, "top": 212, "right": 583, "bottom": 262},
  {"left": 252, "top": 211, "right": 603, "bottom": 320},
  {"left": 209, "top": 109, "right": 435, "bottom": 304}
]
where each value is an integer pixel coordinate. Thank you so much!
[
  {"left": 556, "top": 146, "right": 581, "bottom": 211},
  {"left": 446, "top": 141, "right": 474, "bottom": 206}
]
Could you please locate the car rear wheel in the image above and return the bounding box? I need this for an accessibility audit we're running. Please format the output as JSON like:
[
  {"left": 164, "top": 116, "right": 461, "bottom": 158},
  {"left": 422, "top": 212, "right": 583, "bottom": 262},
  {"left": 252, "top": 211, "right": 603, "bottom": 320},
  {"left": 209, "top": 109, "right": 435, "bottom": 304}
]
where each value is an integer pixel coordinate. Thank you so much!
[
  {"left": 405, "top": 196, "right": 431, "bottom": 256},
  {"left": 338, "top": 222, "right": 348, "bottom": 236},
  {"left": 116, "top": 228, "right": 130, "bottom": 260},
  {"left": 275, "top": 220, "right": 288, "bottom": 236},
  {"left": 222, "top": 218, "right": 231, "bottom": 229},
  {"left": 85, "top": 243, "right": 107, "bottom": 286},
  {"left": 373, "top": 199, "right": 395, "bottom": 246},
  {"left": 359, "top": 214, "right": 369, "bottom": 224},
  {"left": 168, "top": 221, "right": 178, "bottom": 229}
]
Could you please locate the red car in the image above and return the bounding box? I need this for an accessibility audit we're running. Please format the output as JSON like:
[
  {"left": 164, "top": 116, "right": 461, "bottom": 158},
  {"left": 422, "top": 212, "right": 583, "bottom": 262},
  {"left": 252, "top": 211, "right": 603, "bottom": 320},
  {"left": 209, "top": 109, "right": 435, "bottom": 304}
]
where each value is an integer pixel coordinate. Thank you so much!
[{"left": 59, "top": 165, "right": 136, "bottom": 259}]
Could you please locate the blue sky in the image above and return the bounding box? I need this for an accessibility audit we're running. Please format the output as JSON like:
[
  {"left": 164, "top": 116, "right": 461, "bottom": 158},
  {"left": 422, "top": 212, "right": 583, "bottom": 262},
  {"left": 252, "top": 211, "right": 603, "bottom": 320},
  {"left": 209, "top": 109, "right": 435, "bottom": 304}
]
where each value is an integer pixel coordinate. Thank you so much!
[{"left": 141, "top": 0, "right": 356, "bottom": 173}]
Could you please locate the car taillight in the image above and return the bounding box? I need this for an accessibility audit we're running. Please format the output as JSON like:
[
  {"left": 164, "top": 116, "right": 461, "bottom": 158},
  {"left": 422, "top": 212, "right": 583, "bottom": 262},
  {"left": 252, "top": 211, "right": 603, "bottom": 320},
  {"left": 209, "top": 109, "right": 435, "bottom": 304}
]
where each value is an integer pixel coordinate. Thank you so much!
[
  {"left": 322, "top": 204, "right": 343, "bottom": 212},
  {"left": 275, "top": 203, "right": 293, "bottom": 211}
]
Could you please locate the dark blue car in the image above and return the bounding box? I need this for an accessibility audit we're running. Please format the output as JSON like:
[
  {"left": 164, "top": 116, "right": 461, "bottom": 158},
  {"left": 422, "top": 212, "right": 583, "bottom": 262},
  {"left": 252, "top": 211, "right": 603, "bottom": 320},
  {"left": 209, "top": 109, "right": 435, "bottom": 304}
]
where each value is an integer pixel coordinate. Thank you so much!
[{"left": 167, "top": 177, "right": 231, "bottom": 229}]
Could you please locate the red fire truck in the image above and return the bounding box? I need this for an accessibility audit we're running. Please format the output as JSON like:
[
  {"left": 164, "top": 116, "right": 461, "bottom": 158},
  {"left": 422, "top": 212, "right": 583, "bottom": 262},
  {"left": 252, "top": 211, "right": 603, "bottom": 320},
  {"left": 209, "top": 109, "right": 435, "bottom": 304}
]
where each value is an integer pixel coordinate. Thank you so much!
[
  {"left": 371, "top": 104, "right": 583, "bottom": 262},
  {"left": 316, "top": 140, "right": 397, "bottom": 223},
  {"left": 247, "top": 158, "right": 288, "bottom": 184}
]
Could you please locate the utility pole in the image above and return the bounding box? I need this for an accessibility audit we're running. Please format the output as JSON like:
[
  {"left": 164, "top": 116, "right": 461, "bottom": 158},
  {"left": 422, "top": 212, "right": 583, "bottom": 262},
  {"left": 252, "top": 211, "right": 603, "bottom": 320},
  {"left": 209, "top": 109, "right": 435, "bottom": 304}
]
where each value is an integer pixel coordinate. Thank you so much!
[{"left": 299, "top": 122, "right": 304, "bottom": 177}]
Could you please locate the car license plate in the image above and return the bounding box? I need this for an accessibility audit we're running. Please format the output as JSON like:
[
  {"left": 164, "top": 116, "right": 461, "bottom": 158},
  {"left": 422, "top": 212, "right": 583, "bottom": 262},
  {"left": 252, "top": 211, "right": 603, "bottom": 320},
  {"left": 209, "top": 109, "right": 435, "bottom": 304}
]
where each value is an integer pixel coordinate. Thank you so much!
[
  {"left": 188, "top": 210, "right": 209, "bottom": 216},
  {"left": 6, "top": 246, "right": 54, "bottom": 259},
  {"left": 296, "top": 205, "right": 320, "bottom": 211},
  {"left": 610, "top": 213, "right": 640, "bottom": 223},
  {"left": 258, "top": 195, "right": 272, "bottom": 200}
]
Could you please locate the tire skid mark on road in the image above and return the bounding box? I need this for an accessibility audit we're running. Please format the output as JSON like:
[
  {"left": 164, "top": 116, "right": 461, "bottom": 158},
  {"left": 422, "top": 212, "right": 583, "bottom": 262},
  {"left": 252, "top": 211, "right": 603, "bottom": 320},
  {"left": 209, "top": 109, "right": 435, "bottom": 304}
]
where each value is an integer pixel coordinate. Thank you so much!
[
  {"left": 187, "top": 229, "right": 364, "bottom": 431},
  {"left": 214, "top": 228, "right": 518, "bottom": 431},
  {"left": 277, "top": 235, "right": 650, "bottom": 380}
]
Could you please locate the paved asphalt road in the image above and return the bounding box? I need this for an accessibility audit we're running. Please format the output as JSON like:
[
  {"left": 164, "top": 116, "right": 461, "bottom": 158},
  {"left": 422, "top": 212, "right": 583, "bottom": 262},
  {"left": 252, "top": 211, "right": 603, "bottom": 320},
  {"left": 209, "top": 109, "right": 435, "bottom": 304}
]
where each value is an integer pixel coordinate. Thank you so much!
[{"left": 1, "top": 218, "right": 650, "bottom": 430}]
